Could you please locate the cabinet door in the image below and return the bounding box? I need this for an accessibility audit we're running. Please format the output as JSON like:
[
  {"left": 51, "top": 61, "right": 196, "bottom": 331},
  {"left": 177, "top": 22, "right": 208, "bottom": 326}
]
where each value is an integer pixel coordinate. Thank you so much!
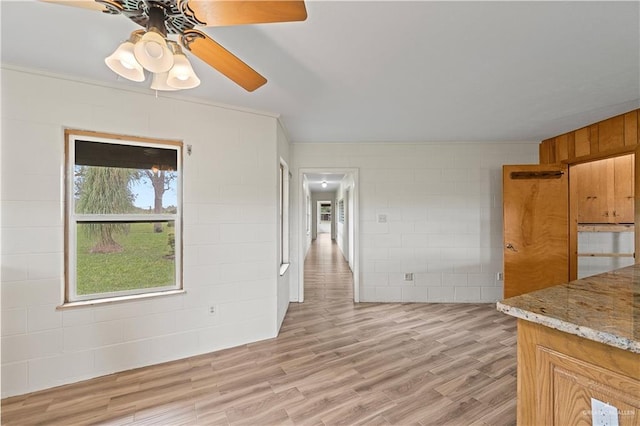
[
  {"left": 537, "top": 347, "right": 640, "bottom": 426},
  {"left": 574, "top": 159, "right": 610, "bottom": 223},
  {"left": 614, "top": 154, "right": 635, "bottom": 223},
  {"left": 598, "top": 115, "right": 625, "bottom": 152},
  {"left": 573, "top": 162, "right": 592, "bottom": 223}
]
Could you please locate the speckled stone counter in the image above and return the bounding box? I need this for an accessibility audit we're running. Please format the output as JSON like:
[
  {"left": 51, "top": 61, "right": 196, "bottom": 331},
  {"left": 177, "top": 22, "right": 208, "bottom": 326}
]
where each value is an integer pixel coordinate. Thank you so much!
[{"left": 497, "top": 264, "right": 640, "bottom": 353}]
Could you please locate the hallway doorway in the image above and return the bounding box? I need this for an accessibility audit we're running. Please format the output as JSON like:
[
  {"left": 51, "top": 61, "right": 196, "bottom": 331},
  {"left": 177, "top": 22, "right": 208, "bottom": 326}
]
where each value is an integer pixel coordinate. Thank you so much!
[
  {"left": 317, "top": 202, "right": 332, "bottom": 234},
  {"left": 304, "top": 233, "right": 354, "bottom": 301},
  {"left": 298, "top": 168, "right": 360, "bottom": 302}
]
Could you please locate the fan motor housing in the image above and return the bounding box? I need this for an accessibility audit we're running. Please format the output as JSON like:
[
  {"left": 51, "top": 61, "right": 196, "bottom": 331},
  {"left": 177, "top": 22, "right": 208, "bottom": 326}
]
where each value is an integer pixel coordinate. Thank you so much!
[{"left": 97, "top": 0, "right": 204, "bottom": 35}]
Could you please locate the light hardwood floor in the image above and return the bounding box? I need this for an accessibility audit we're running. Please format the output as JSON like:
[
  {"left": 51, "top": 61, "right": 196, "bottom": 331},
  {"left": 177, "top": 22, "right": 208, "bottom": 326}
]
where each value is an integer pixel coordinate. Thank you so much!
[{"left": 1, "top": 233, "right": 517, "bottom": 425}]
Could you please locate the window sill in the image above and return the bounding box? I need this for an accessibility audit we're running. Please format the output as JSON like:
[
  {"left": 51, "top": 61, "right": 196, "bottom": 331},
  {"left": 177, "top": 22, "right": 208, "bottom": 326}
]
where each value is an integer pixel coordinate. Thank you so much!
[
  {"left": 279, "top": 263, "right": 290, "bottom": 276},
  {"left": 57, "top": 289, "right": 186, "bottom": 310}
]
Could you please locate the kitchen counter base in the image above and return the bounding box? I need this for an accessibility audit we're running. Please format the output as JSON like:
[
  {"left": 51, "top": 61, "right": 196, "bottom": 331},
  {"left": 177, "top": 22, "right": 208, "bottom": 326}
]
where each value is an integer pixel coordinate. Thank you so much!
[{"left": 516, "top": 319, "right": 639, "bottom": 425}]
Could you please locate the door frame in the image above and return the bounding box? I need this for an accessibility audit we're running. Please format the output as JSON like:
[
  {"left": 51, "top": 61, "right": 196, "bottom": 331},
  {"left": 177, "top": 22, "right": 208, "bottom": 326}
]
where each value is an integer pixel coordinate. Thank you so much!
[
  {"left": 316, "top": 200, "right": 333, "bottom": 238},
  {"left": 298, "top": 167, "right": 360, "bottom": 303},
  {"left": 562, "top": 146, "right": 640, "bottom": 280}
]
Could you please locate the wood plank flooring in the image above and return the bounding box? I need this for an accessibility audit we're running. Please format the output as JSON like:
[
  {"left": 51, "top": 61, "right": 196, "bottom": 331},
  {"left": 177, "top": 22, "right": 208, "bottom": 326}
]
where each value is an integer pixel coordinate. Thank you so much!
[{"left": 1, "top": 233, "right": 517, "bottom": 425}]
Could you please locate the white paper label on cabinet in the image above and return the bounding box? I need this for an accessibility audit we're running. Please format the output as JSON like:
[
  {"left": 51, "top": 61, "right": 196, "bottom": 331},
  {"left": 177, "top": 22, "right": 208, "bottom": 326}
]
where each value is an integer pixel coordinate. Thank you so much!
[{"left": 590, "top": 398, "right": 619, "bottom": 426}]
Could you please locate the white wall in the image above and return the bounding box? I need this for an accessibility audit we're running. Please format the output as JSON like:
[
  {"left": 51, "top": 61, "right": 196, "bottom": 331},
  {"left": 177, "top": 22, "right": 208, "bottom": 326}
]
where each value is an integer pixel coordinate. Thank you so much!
[
  {"left": 1, "top": 69, "right": 282, "bottom": 397},
  {"left": 291, "top": 142, "right": 538, "bottom": 303}
]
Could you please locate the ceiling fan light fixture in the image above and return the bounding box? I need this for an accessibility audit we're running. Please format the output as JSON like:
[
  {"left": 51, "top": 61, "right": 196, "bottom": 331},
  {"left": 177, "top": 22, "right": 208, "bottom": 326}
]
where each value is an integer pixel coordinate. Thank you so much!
[
  {"left": 167, "top": 53, "right": 200, "bottom": 89},
  {"left": 134, "top": 29, "right": 174, "bottom": 73},
  {"left": 150, "top": 72, "right": 179, "bottom": 91},
  {"left": 105, "top": 40, "right": 145, "bottom": 82}
]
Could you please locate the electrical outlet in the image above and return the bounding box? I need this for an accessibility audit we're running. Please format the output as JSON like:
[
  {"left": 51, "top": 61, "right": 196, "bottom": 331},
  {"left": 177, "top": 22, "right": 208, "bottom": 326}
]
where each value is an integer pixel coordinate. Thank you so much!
[
  {"left": 591, "top": 398, "right": 619, "bottom": 426},
  {"left": 208, "top": 305, "right": 217, "bottom": 316},
  {"left": 404, "top": 273, "right": 414, "bottom": 281}
]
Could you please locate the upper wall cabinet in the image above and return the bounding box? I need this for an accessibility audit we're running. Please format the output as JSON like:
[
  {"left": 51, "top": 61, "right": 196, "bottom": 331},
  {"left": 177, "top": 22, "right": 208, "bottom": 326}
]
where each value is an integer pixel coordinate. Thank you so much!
[
  {"left": 573, "top": 159, "right": 608, "bottom": 223},
  {"left": 572, "top": 155, "right": 634, "bottom": 224},
  {"left": 540, "top": 110, "right": 639, "bottom": 164}
]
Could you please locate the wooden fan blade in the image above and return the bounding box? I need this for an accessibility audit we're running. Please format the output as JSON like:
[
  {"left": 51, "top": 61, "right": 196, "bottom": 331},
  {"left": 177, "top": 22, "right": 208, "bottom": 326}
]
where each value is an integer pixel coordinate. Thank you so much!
[
  {"left": 181, "top": 29, "right": 267, "bottom": 92},
  {"left": 39, "top": 0, "right": 108, "bottom": 12},
  {"left": 181, "top": 0, "right": 307, "bottom": 26}
]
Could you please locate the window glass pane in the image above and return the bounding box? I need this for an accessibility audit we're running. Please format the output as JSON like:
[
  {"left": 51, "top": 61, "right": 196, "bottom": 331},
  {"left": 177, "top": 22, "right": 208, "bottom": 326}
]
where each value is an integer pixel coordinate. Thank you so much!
[
  {"left": 75, "top": 221, "right": 176, "bottom": 296},
  {"left": 74, "top": 166, "right": 178, "bottom": 214}
]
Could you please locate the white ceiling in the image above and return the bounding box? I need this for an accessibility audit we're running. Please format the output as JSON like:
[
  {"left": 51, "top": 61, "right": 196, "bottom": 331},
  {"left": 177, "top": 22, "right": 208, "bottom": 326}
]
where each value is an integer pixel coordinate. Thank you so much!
[
  {"left": 1, "top": 1, "right": 639, "bottom": 144},
  {"left": 305, "top": 173, "right": 345, "bottom": 192}
]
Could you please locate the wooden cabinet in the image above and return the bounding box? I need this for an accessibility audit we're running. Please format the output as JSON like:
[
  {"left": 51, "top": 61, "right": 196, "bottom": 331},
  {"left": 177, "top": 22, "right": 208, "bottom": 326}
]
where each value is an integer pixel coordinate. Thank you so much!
[
  {"left": 517, "top": 320, "right": 640, "bottom": 425},
  {"left": 573, "top": 154, "right": 634, "bottom": 224},
  {"left": 614, "top": 155, "right": 635, "bottom": 223},
  {"left": 598, "top": 115, "right": 625, "bottom": 152},
  {"left": 574, "top": 159, "right": 609, "bottom": 223},
  {"left": 540, "top": 348, "right": 640, "bottom": 426},
  {"left": 538, "top": 109, "right": 639, "bottom": 164}
]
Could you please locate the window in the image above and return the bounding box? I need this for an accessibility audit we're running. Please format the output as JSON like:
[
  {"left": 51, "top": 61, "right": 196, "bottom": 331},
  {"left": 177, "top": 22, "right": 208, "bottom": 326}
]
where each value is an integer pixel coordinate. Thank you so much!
[
  {"left": 320, "top": 203, "right": 331, "bottom": 221},
  {"left": 64, "top": 130, "right": 182, "bottom": 304},
  {"left": 279, "top": 159, "right": 290, "bottom": 275}
]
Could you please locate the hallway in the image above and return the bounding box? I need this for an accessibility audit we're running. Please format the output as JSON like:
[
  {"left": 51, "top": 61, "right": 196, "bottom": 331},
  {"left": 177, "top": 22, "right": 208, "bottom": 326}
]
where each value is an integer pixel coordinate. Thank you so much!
[{"left": 304, "top": 233, "right": 353, "bottom": 301}]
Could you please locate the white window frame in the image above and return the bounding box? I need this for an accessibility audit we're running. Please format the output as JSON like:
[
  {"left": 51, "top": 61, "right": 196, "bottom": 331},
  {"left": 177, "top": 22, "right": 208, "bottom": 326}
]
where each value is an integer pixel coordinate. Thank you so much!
[
  {"left": 279, "top": 159, "right": 290, "bottom": 275},
  {"left": 64, "top": 131, "right": 183, "bottom": 305}
]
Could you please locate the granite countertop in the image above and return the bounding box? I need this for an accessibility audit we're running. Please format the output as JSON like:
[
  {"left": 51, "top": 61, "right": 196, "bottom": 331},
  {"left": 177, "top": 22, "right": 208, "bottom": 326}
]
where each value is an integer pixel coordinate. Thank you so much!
[{"left": 497, "top": 265, "right": 640, "bottom": 353}]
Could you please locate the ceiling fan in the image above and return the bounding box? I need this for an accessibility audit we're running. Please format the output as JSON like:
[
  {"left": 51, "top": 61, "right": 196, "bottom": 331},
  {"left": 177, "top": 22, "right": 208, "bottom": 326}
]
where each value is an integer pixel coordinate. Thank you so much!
[{"left": 42, "top": 0, "right": 307, "bottom": 91}]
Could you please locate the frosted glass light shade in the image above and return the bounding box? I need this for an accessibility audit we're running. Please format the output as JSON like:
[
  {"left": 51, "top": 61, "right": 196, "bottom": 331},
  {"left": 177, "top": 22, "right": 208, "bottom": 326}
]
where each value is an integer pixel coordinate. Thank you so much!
[
  {"left": 134, "top": 30, "right": 174, "bottom": 73},
  {"left": 150, "top": 72, "right": 179, "bottom": 91},
  {"left": 105, "top": 41, "right": 145, "bottom": 82},
  {"left": 166, "top": 54, "right": 200, "bottom": 89}
]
